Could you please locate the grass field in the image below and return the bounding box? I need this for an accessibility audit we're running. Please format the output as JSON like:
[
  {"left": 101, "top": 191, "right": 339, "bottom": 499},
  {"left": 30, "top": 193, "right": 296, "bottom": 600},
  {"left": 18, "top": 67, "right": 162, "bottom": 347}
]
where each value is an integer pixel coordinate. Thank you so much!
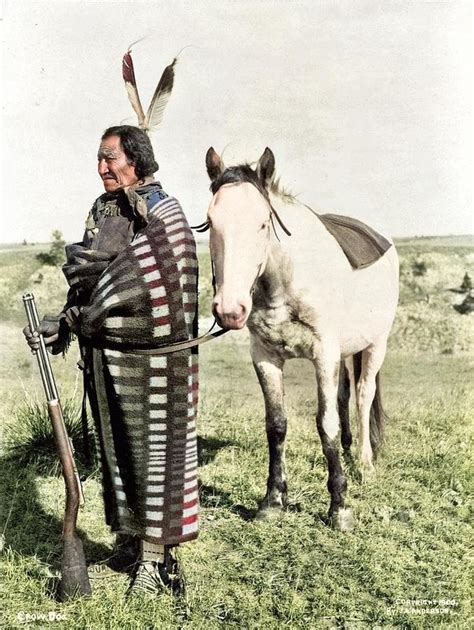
[{"left": 0, "top": 237, "right": 472, "bottom": 629}]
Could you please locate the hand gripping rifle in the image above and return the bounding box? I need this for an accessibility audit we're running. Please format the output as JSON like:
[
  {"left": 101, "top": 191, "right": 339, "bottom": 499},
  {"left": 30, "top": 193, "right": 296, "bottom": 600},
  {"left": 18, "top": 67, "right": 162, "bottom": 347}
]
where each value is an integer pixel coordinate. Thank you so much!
[{"left": 23, "top": 293, "right": 91, "bottom": 600}]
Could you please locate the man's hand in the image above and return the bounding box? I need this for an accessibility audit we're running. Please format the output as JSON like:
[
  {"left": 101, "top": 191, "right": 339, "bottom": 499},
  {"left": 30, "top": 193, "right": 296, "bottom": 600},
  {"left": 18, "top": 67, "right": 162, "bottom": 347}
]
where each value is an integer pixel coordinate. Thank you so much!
[{"left": 23, "top": 314, "right": 63, "bottom": 352}]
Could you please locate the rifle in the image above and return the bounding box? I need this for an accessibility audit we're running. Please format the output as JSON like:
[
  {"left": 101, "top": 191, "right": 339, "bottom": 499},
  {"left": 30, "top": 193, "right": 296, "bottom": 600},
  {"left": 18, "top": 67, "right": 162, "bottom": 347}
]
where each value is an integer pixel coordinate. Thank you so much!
[{"left": 23, "top": 293, "right": 91, "bottom": 600}]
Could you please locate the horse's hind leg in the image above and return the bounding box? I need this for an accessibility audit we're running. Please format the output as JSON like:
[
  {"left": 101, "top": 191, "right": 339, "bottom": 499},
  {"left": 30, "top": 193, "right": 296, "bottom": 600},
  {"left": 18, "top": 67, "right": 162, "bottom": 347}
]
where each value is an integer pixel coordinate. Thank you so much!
[
  {"left": 314, "top": 353, "right": 354, "bottom": 531},
  {"left": 338, "top": 361, "right": 352, "bottom": 452},
  {"left": 356, "top": 339, "right": 387, "bottom": 480}
]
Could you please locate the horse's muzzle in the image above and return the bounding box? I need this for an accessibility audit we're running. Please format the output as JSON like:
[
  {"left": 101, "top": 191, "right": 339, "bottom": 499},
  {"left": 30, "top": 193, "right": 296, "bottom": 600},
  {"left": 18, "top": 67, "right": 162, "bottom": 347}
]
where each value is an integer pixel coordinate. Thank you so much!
[{"left": 212, "top": 299, "right": 249, "bottom": 330}]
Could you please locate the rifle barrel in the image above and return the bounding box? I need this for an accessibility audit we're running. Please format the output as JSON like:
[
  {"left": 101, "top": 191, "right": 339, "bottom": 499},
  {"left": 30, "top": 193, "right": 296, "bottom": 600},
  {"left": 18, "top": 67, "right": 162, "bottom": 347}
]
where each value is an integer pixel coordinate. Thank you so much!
[
  {"left": 22, "top": 293, "right": 85, "bottom": 507},
  {"left": 23, "top": 293, "right": 58, "bottom": 400}
]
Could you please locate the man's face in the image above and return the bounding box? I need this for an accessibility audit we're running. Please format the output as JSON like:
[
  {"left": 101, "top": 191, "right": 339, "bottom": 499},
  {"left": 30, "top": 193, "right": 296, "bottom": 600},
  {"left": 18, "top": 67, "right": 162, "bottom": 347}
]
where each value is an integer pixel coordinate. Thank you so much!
[{"left": 97, "top": 135, "right": 139, "bottom": 192}]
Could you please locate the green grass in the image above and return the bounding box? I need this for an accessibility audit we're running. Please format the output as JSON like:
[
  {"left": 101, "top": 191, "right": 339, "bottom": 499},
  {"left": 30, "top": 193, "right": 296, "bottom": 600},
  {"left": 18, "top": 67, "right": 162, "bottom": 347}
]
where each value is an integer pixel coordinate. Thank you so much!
[
  {"left": 0, "top": 237, "right": 472, "bottom": 628},
  {"left": 3, "top": 397, "right": 94, "bottom": 475},
  {"left": 1, "top": 343, "right": 472, "bottom": 628},
  {"left": 0, "top": 243, "right": 68, "bottom": 325}
]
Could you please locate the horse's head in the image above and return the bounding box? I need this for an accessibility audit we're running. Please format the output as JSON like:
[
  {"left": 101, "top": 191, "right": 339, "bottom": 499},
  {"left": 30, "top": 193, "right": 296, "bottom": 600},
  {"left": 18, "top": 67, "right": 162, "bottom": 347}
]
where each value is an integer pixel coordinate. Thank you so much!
[{"left": 206, "top": 147, "right": 276, "bottom": 330}]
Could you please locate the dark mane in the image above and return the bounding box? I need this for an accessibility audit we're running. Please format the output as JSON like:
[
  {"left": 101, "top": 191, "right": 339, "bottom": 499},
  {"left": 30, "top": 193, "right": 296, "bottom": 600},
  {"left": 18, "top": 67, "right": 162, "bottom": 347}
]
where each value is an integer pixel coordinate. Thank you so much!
[{"left": 210, "top": 164, "right": 269, "bottom": 200}]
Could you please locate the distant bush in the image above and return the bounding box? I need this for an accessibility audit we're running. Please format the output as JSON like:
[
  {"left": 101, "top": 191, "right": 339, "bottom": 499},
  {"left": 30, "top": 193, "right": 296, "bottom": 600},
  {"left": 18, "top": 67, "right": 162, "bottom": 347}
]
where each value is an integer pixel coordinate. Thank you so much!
[
  {"left": 412, "top": 259, "right": 427, "bottom": 276},
  {"left": 36, "top": 230, "right": 66, "bottom": 266},
  {"left": 460, "top": 272, "right": 472, "bottom": 293},
  {"left": 454, "top": 293, "right": 474, "bottom": 315},
  {"left": 390, "top": 300, "right": 474, "bottom": 353}
]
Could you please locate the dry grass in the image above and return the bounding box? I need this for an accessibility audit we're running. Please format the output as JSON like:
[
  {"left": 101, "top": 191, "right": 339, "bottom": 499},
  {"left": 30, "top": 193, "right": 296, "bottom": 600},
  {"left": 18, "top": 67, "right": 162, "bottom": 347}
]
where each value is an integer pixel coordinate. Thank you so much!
[{"left": 0, "top": 238, "right": 472, "bottom": 628}]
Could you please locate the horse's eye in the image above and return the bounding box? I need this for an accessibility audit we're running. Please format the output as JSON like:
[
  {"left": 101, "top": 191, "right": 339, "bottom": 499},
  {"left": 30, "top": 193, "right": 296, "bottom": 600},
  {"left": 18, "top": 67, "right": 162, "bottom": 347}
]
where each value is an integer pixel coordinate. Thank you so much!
[{"left": 260, "top": 222, "right": 268, "bottom": 232}]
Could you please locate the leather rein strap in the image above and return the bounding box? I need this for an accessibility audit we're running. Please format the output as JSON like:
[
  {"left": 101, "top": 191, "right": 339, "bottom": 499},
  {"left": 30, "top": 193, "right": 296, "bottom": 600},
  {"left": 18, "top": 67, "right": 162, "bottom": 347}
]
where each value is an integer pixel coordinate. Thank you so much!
[
  {"left": 94, "top": 323, "right": 228, "bottom": 355},
  {"left": 135, "top": 200, "right": 288, "bottom": 356}
]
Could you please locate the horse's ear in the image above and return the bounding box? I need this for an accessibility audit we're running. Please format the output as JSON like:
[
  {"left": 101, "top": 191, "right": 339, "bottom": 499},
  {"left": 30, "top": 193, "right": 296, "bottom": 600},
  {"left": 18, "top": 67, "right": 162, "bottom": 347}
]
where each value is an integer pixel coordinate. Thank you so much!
[
  {"left": 206, "top": 147, "right": 225, "bottom": 181},
  {"left": 256, "top": 147, "right": 275, "bottom": 188}
]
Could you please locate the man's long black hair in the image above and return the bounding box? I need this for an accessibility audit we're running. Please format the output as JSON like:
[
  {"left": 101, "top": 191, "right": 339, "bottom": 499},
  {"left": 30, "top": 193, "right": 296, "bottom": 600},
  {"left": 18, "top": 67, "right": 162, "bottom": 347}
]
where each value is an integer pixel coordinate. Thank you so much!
[{"left": 102, "top": 125, "right": 159, "bottom": 179}]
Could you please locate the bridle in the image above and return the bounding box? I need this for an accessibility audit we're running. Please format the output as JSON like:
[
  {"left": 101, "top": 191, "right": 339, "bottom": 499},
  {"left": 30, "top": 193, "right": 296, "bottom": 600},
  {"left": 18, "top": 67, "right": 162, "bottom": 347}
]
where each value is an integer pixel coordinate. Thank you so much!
[
  {"left": 192, "top": 193, "right": 292, "bottom": 335},
  {"left": 117, "top": 190, "right": 293, "bottom": 356},
  {"left": 193, "top": 201, "right": 291, "bottom": 241}
]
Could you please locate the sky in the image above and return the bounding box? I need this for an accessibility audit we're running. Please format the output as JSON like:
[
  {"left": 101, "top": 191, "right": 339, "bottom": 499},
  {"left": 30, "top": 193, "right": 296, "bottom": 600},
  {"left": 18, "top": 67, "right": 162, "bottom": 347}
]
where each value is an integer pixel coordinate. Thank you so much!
[{"left": 0, "top": 0, "right": 472, "bottom": 243}]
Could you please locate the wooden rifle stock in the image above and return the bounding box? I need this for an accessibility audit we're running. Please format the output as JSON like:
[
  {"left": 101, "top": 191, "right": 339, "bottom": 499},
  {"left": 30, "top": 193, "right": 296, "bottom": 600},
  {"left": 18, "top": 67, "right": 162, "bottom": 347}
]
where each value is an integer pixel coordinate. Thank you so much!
[
  {"left": 47, "top": 400, "right": 82, "bottom": 537},
  {"left": 22, "top": 293, "right": 91, "bottom": 599}
]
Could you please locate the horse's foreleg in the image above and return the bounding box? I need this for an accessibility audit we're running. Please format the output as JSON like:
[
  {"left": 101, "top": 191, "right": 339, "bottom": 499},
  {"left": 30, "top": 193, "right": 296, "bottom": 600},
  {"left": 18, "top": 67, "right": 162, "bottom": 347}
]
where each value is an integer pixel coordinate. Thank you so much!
[
  {"left": 315, "top": 354, "right": 354, "bottom": 531},
  {"left": 251, "top": 341, "right": 287, "bottom": 518}
]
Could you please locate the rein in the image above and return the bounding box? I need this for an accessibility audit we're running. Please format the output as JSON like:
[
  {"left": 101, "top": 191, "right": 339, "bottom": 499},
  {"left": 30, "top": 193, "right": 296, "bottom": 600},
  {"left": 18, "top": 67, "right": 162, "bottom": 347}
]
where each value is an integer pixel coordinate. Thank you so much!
[
  {"left": 90, "top": 246, "right": 228, "bottom": 356},
  {"left": 269, "top": 204, "right": 292, "bottom": 239},
  {"left": 122, "top": 222, "right": 235, "bottom": 355},
  {"left": 91, "top": 319, "right": 228, "bottom": 355}
]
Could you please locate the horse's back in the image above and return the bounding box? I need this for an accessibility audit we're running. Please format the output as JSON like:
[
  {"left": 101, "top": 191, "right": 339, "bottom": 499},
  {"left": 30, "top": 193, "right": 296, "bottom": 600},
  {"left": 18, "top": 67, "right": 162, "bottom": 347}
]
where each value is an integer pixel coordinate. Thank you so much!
[{"left": 279, "top": 205, "right": 399, "bottom": 355}]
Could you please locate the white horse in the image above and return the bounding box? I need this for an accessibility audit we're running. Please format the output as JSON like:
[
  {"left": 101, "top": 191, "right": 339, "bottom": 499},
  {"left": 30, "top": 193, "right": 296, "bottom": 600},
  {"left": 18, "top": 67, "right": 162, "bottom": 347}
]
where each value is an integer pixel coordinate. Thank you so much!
[{"left": 204, "top": 147, "right": 399, "bottom": 529}]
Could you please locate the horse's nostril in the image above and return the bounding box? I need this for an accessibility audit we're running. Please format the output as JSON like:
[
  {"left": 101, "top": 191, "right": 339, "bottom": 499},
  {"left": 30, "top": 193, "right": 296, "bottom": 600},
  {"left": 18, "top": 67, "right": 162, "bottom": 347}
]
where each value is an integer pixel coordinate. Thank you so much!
[{"left": 212, "top": 295, "right": 250, "bottom": 328}]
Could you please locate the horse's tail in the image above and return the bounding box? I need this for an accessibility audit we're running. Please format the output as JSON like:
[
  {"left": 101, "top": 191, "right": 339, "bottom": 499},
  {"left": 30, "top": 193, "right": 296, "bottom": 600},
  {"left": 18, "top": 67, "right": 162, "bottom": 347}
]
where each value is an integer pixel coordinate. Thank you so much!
[
  {"left": 353, "top": 352, "right": 386, "bottom": 457},
  {"left": 370, "top": 372, "right": 387, "bottom": 456}
]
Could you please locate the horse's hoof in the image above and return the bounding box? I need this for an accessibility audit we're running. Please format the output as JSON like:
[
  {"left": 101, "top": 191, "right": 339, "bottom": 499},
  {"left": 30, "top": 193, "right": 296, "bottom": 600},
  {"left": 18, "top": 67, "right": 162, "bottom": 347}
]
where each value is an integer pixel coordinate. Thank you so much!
[
  {"left": 360, "top": 462, "right": 376, "bottom": 484},
  {"left": 329, "top": 507, "right": 355, "bottom": 532},
  {"left": 255, "top": 506, "right": 284, "bottom": 522}
]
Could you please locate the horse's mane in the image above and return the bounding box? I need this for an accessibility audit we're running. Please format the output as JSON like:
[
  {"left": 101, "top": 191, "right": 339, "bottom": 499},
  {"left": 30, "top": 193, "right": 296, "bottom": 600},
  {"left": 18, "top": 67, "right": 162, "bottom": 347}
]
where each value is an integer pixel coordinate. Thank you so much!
[
  {"left": 268, "top": 177, "right": 299, "bottom": 206},
  {"left": 211, "top": 163, "right": 299, "bottom": 207},
  {"left": 210, "top": 164, "right": 267, "bottom": 198}
]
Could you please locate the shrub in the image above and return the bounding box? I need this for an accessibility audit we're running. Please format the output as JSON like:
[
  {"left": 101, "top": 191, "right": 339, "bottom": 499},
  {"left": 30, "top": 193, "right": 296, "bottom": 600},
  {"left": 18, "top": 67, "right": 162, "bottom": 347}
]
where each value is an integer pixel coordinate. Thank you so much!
[
  {"left": 460, "top": 272, "right": 472, "bottom": 293},
  {"left": 4, "top": 397, "right": 95, "bottom": 475},
  {"left": 36, "top": 230, "right": 66, "bottom": 267},
  {"left": 412, "top": 258, "right": 427, "bottom": 277},
  {"left": 454, "top": 293, "right": 474, "bottom": 315}
]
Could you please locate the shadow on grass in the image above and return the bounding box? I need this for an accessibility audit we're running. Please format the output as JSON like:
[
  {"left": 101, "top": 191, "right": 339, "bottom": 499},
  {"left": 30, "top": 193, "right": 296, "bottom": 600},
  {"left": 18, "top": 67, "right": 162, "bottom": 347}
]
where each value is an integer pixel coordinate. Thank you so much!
[
  {"left": 198, "top": 437, "right": 308, "bottom": 521},
  {"left": 199, "top": 483, "right": 257, "bottom": 521},
  {"left": 0, "top": 457, "right": 111, "bottom": 582},
  {"left": 197, "top": 435, "right": 235, "bottom": 465},
  {"left": 197, "top": 436, "right": 258, "bottom": 520},
  {"left": 343, "top": 449, "right": 363, "bottom": 483}
]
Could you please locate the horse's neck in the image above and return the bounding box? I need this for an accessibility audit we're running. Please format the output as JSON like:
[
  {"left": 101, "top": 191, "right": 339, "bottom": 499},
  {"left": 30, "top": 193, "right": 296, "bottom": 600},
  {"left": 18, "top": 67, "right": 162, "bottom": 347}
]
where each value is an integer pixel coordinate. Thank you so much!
[
  {"left": 269, "top": 196, "right": 349, "bottom": 269},
  {"left": 270, "top": 196, "right": 332, "bottom": 244},
  {"left": 255, "top": 242, "right": 292, "bottom": 310},
  {"left": 256, "top": 197, "right": 349, "bottom": 310}
]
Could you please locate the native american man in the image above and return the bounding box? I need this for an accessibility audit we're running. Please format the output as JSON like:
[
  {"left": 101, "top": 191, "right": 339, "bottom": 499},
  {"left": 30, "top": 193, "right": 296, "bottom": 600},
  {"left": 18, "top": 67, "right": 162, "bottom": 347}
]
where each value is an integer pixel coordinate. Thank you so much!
[{"left": 24, "top": 125, "right": 199, "bottom": 594}]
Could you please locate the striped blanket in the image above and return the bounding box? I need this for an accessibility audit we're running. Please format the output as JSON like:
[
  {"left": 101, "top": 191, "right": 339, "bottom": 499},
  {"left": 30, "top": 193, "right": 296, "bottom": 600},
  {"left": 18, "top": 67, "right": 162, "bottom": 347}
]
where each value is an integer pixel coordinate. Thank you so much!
[{"left": 64, "top": 194, "right": 199, "bottom": 545}]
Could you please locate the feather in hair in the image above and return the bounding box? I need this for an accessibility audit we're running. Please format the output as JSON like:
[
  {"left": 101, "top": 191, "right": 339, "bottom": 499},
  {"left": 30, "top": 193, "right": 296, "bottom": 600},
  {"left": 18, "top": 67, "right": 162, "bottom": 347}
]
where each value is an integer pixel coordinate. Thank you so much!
[
  {"left": 145, "top": 58, "right": 177, "bottom": 132},
  {"left": 122, "top": 48, "right": 146, "bottom": 128}
]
